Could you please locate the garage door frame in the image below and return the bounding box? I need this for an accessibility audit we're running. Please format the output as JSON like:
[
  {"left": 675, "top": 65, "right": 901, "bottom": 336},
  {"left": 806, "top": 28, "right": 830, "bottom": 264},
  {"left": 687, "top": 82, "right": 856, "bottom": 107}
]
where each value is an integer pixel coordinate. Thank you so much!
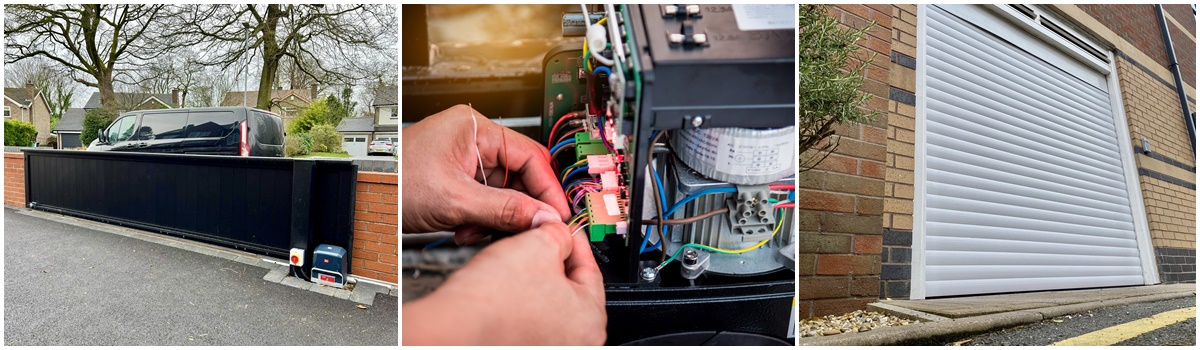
[{"left": 911, "top": 4, "right": 1159, "bottom": 299}]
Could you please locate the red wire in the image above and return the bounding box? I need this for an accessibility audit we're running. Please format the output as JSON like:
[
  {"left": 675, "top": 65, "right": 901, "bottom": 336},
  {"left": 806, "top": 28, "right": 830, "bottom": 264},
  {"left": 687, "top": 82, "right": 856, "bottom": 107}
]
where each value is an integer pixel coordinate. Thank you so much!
[
  {"left": 774, "top": 203, "right": 795, "bottom": 209},
  {"left": 500, "top": 115, "right": 509, "bottom": 188},
  {"left": 769, "top": 184, "right": 795, "bottom": 191},
  {"left": 548, "top": 111, "right": 579, "bottom": 144}
]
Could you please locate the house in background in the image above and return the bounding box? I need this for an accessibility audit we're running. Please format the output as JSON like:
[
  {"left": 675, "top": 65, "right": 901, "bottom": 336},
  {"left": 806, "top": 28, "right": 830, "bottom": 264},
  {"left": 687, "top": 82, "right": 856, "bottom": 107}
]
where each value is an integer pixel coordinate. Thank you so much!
[
  {"left": 51, "top": 108, "right": 85, "bottom": 149},
  {"left": 221, "top": 83, "right": 318, "bottom": 127},
  {"left": 4, "top": 82, "right": 54, "bottom": 145},
  {"left": 372, "top": 85, "right": 399, "bottom": 141},
  {"left": 338, "top": 86, "right": 398, "bottom": 157},
  {"left": 82, "top": 90, "right": 178, "bottom": 113},
  {"left": 337, "top": 117, "right": 375, "bottom": 157}
]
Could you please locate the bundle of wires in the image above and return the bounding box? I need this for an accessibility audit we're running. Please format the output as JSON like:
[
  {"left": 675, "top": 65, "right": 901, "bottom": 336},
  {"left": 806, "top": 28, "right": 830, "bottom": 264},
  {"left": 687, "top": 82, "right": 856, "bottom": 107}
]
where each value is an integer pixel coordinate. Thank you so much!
[
  {"left": 654, "top": 206, "right": 789, "bottom": 272},
  {"left": 567, "top": 211, "right": 589, "bottom": 238}
]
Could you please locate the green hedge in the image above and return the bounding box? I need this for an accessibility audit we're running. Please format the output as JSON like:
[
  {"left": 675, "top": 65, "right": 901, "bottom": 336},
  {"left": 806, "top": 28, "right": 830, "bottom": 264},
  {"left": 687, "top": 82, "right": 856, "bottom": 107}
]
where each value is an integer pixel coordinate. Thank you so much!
[{"left": 3, "top": 119, "right": 37, "bottom": 146}]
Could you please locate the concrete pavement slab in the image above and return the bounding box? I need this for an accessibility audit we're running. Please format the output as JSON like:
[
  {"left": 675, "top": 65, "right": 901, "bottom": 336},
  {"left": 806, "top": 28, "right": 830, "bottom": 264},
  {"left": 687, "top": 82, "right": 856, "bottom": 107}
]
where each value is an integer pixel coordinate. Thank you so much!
[
  {"left": 882, "top": 284, "right": 1197, "bottom": 318},
  {"left": 799, "top": 284, "right": 1196, "bottom": 346}
]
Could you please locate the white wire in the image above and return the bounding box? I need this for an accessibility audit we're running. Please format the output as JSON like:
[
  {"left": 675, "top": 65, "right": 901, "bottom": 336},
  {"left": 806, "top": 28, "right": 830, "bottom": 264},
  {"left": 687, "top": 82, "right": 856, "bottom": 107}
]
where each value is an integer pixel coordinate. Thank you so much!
[
  {"left": 571, "top": 225, "right": 586, "bottom": 237},
  {"left": 580, "top": 4, "right": 614, "bottom": 67},
  {"left": 469, "top": 103, "right": 488, "bottom": 187}
]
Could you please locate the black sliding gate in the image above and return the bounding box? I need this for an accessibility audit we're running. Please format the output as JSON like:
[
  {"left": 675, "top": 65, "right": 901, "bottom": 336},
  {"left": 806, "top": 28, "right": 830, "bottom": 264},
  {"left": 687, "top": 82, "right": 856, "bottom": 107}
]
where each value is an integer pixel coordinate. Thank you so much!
[{"left": 22, "top": 150, "right": 357, "bottom": 273}]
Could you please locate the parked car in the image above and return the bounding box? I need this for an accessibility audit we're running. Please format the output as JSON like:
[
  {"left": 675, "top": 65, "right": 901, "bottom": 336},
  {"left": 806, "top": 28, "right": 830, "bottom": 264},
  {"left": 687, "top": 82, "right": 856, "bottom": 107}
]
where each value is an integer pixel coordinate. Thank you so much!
[
  {"left": 368, "top": 137, "right": 396, "bottom": 156},
  {"left": 88, "top": 107, "right": 285, "bottom": 157}
]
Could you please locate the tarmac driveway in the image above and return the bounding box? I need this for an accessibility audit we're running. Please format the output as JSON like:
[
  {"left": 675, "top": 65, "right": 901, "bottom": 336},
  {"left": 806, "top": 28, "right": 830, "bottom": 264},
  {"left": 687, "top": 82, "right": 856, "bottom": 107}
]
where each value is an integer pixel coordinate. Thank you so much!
[{"left": 4, "top": 208, "right": 397, "bottom": 346}]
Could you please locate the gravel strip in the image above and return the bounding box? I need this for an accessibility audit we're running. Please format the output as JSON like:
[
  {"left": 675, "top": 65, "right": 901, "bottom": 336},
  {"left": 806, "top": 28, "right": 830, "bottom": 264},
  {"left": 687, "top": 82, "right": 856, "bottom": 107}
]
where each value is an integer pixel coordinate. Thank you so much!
[{"left": 799, "top": 310, "right": 919, "bottom": 338}]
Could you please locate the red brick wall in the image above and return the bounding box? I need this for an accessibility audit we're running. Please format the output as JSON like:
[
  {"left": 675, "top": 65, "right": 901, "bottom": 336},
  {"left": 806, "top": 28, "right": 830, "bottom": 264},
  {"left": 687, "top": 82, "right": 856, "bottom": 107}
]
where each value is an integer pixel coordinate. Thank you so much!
[
  {"left": 797, "top": 4, "right": 893, "bottom": 319},
  {"left": 4, "top": 153, "right": 24, "bottom": 207},
  {"left": 1079, "top": 4, "right": 1196, "bottom": 87},
  {"left": 1, "top": 153, "right": 399, "bottom": 284},
  {"left": 353, "top": 172, "right": 399, "bottom": 283}
]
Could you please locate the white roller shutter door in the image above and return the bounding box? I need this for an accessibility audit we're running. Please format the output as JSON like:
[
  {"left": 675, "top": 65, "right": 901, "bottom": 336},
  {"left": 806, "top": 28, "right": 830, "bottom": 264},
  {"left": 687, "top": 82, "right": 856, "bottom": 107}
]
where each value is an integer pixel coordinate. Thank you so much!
[{"left": 921, "top": 5, "right": 1149, "bottom": 297}]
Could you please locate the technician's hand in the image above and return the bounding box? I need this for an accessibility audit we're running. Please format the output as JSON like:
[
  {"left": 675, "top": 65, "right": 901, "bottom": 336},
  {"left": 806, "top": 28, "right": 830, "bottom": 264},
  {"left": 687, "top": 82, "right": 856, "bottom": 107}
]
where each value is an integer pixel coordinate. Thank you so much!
[
  {"left": 403, "top": 220, "right": 607, "bottom": 345},
  {"left": 402, "top": 104, "right": 570, "bottom": 244}
]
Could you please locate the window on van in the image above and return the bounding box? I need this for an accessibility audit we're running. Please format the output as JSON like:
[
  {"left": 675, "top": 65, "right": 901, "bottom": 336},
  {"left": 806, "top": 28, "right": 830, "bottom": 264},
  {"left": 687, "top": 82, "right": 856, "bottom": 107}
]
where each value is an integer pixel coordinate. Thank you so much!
[
  {"left": 251, "top": 111, "right": 282, "bottom": 145},
  {"left": 135, "top": 112, "right": 189, "bottom": 140},
  {"left": 185, "top": 111, "right": 240, "bottom": 138},
  {"left": 107, "top": 116, "right": 137, "bottom": 143}
]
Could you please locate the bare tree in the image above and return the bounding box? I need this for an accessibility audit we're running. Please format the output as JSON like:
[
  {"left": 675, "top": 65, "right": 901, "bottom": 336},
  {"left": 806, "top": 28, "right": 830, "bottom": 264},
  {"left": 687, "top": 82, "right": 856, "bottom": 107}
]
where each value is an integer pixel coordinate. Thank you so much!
[
  {"left": 3, "top": 59, "right": 79, "bottom": 123},
  {"left": 132, "top": 55, "right": 206, "bottom": 107},
  {"left": 167, "top": 5, "right": 396, "bottom": 111},
  {"left": 5, "top": 5, "right": 169, "bottom": 112}
]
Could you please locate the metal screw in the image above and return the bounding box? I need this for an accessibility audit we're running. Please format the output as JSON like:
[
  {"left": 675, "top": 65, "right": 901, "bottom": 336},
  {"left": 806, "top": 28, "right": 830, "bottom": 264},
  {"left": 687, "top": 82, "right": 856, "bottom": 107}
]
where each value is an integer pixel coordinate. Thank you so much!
[
  {"left": 683, "top": 250, "right": 699, "bottom": 265},
  {"left": 691, "top": 116, "right": 704, "bottom": 127},
  {"left": 640, "top": 267, "right": 657, "bottom": 281},
  {"left": 556, "top": 94, "right": 563, "bottom": 101}
]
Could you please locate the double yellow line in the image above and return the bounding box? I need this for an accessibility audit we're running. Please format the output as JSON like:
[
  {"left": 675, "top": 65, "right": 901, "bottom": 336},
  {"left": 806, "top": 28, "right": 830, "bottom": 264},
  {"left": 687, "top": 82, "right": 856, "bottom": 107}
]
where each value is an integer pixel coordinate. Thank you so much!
[{"left": 1053, "top": 307, "right": 1196, "bottom": 346}]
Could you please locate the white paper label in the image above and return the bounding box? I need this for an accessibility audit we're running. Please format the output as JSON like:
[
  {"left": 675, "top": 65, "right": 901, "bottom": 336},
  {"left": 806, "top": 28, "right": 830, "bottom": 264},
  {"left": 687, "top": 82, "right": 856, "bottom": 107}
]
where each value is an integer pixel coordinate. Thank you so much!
[
  {"left": 675, "top": 127, "right": 793, "bottom": 177},
  {"left": 732, "top": 4, "right": 796, "bottom": 31},
  {"left": 603, "top": 193, "right": 619, "bottom": 216}
]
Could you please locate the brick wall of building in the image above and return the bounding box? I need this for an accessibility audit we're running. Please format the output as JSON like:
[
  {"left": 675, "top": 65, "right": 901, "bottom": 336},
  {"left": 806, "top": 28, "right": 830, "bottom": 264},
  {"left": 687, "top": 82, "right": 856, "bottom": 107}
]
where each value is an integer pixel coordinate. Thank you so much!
[
  {"left": 1078, "top": 4, "right": 1196, "bottom": 87},
  {"left": 1, "top": 152, "right": 400, "bottom": 284},
  {"left": 880, "top": 4, "right": 917, "bottom": 300},
  {"left": 797, "top": 4, "right": 894, "bottom": 319}
]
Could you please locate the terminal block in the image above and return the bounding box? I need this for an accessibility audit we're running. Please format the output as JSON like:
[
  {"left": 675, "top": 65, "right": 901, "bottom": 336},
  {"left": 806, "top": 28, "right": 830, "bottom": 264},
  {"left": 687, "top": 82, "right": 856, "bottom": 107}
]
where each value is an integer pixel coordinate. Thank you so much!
[{"left": 725, "top": 184, "right": 775, "bottom": 242}]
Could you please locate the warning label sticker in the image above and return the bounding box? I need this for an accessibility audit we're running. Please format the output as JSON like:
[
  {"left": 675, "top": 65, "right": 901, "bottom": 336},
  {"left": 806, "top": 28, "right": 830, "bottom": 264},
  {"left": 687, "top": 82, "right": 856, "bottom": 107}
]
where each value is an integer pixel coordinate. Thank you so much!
[{"left": 732, "top": 4, "right": 796, "bottom": 31}]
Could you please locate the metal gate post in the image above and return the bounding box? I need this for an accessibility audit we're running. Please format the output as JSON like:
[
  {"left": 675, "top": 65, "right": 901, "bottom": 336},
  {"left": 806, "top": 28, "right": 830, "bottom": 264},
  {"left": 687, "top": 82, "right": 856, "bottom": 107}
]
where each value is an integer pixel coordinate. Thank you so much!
[{"left": 290, "top": 159, "right": 316, "bottom": 276}]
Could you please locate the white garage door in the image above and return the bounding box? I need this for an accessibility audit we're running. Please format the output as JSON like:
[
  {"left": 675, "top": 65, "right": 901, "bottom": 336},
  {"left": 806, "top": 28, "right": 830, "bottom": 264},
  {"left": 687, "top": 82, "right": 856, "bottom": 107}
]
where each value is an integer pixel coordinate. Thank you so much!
[
  {"left": 343, "top": 136, "right": 368, "bottom": 157},
  {"left": 920, "top": 5, "right": 1152, "bottom": 297}
]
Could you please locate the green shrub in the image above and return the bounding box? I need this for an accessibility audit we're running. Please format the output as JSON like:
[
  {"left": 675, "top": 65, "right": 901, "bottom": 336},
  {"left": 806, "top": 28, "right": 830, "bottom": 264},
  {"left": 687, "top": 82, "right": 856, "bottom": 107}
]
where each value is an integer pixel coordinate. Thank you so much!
[
  {"left": 287, "top": 99, "right": 329, "bottom": 134},
  {"left": 285, "top": 135, "right": 305, "bottom": 157},
  {"left": 297, "top": 132, "right": 314, "bottom": 154},
  {"left": 80, "top": 109, "right": 117, "bottom": 146},
  {"left": 798, "top": 5, "right": 879, "bottom": 170},
  {"left": 3, "top": 119, "right": 37, "bottom": 146},
  {"left": 310, "top": 124, "right": 343, "bottom": 153}
]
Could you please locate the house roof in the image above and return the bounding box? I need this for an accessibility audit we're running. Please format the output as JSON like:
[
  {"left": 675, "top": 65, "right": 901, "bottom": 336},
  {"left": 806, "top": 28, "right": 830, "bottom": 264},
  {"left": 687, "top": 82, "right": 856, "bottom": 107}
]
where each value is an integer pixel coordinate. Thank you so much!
[
  {"left": 337, "top": 117, "right": 376, "bottom": 133},
  {"left": 221, "top": 90, "right": 312, "bottom": 107},
  {"left": 52, "top": 108, "right": 86, "bottom": 133},
  {"left": 374, "top": 124, "right": 399, "bottom": 133},
  {"left": 4, "top": 87, "right": 41, "bottom": 107},
  {"left": 83, "top": 92, "right": 175, "bottom": 109},
  {"left": 372, "top": 86, "right": 398, "bottom": 107}
]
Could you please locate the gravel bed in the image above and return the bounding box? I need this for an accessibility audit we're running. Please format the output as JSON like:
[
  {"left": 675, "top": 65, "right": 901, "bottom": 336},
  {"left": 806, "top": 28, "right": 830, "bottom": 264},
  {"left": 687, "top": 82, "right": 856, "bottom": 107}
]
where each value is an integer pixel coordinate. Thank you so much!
[{"left": 799, "top": 310, "right": 919, "bottom": 338}]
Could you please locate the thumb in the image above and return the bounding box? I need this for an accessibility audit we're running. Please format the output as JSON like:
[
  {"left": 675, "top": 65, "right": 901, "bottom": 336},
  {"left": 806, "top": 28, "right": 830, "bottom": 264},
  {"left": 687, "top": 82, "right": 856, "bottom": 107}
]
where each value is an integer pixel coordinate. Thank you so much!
[{"left": 455, "top": 184, "right": 562, "bottom": 233}]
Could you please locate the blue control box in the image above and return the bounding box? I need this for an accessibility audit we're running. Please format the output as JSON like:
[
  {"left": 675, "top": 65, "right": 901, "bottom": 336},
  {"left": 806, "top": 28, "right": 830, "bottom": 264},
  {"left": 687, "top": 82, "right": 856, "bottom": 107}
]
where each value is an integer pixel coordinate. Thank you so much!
[{"left": 310, "top": 244, "right": 347, "bottom": 288}]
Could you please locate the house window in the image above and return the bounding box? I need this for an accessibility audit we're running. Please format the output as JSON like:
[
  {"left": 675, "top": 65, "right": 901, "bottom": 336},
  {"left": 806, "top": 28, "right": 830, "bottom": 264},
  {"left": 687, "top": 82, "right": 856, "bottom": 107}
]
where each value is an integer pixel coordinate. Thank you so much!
[{"left": 3, "top": 106, "right": 9, "bottom": 118}]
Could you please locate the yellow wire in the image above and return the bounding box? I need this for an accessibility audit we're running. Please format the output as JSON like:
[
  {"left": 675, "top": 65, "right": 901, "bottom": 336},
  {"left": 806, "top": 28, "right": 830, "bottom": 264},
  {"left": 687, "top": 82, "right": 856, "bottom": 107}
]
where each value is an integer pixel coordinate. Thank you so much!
[
  {"left": 582, "top": 17, "right": 608, "bottom": 72},
  {"left": 685, "top": 208, "right": 785, "bottom": 254}
]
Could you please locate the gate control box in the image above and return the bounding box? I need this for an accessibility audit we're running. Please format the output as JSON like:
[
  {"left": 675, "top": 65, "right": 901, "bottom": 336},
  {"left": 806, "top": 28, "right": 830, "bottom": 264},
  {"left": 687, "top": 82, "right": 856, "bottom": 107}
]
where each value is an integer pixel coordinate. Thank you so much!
[{"left": 310, "top": 244, "right": 347, "bottom": 288}]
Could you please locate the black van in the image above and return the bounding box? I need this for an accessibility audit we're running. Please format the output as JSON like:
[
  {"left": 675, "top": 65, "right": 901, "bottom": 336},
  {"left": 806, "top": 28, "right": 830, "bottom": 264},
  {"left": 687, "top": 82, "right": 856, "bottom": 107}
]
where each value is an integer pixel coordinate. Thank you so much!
[{"left": 88, "top": 107, "right": 285, "bottom": 157}]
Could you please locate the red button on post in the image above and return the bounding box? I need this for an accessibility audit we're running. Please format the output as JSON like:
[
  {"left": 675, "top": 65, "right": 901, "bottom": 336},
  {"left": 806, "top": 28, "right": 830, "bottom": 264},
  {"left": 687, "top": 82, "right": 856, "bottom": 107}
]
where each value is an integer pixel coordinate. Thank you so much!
[{"left": 291, "top": 256, "right": 299, "bottom": 264}]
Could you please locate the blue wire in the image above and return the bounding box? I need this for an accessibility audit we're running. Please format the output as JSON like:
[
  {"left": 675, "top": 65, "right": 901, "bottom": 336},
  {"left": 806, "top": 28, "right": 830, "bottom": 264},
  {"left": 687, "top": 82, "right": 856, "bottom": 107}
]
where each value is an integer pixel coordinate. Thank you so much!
[
  {"left": 562, "top": 166, "right": 591, "bottom": 189},
  {"left": 640, "top": 163, "right": 669, "bottom": 253},
  {"left": 592, "top": 66, "right": 612, "bottom": 76},
  {"left": 549, "top": 138, "right": 575, "bottom": 155},
  {"left": 424, "top": 236, "right": 452, "bottom": 250}
]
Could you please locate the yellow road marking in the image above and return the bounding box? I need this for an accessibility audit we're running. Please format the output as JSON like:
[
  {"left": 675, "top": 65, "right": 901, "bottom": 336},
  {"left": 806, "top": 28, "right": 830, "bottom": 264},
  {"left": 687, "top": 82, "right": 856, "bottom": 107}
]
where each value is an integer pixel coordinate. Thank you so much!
[{"left": 1053, "top": 307, "right": 1196, "bottom": 346}]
